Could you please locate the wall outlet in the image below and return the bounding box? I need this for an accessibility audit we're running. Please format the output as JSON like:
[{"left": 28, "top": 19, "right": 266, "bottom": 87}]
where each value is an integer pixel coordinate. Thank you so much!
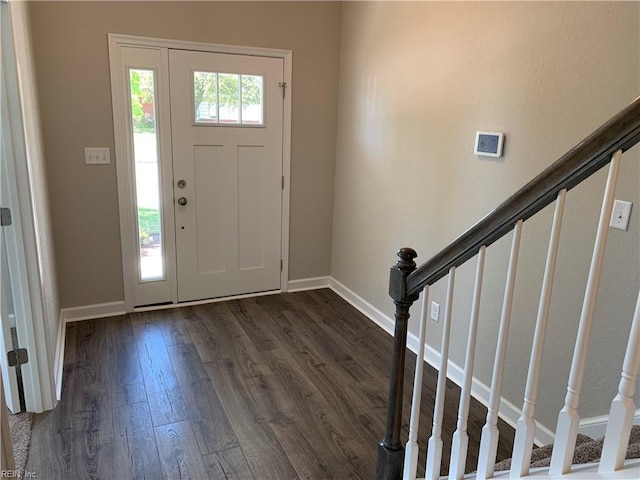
[
  {"left": 610, "top": 199, "right": 632, "bottom": 231},
  {"left": 85, "top": 147, "right": 111, "bottom": 165},
  {"left": 430, "top": 302, "right": 440, "bottom": 322}
]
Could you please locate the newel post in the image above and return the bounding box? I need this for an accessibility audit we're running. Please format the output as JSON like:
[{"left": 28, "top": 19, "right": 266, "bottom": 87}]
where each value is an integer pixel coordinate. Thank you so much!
[{"left": 376, "top": 248, "right": 419, "bottom": 480}]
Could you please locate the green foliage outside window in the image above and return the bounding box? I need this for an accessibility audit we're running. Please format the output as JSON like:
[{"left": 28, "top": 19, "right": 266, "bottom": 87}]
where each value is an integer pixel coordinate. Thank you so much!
[
  {"left": 138, "top": 207, "right": 160, "bottom": 246},
  {"left": 130, "top": 70, "right": 156, "bottom": 133}
]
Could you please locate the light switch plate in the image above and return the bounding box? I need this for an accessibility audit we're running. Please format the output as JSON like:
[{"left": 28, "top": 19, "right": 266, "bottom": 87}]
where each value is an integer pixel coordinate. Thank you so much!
[
  {"left": 85, "top": 147, "right": 111, "bottom": 165},
  {"left": 610, "top": 199, "right": 633, "bottom": 231}
]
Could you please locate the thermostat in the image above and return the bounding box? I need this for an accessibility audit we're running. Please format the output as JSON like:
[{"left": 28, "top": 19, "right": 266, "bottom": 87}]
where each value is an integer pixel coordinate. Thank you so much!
[{"left": 474, "top": 131, "right": 504, "bottom": 158}]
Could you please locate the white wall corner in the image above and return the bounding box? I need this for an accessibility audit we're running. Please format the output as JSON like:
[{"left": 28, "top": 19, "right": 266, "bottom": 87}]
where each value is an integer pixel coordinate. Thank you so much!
[
  {"left": 60, "top": 301, "right": 126, "bottom": 323},
  {"left": 328, "top": 278, "right": 396, "bottom": 336},
  {"left": 328, "top": 276, "right": 555, "bottom": 447},
  {"left": 287, "top": 276, "right": 330, "bottom": 293}
]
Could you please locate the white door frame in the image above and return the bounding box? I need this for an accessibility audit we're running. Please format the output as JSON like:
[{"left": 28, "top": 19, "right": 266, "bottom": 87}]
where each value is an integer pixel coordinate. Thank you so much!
[
  {"left": 1, "top": 0, "right": 56, "bottom": 413},
  {"left": 108, "top": 34, "right": 292, "bottom": 312}
]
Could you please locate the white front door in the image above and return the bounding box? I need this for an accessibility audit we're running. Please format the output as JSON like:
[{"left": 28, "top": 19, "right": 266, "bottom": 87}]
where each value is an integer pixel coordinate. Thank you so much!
[{"left": 169, "top": 50, "right": 284, "bottom": 302}]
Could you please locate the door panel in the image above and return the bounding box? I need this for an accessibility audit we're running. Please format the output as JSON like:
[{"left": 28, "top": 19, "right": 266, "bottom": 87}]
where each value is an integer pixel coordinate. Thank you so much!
[
  {"left": 193, "top": 145, "right": 227, "bottom": 275},
  {"left": 238, "top": 145, "right": 267, "bottom": 270},
  {"left": 169, "top": 50, "right": 284, "bottom": 302}
]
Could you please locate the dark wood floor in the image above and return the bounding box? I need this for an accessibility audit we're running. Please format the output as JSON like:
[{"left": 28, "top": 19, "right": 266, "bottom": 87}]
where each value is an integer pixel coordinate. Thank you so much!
[{"left": 26, "top": 289, "right": 514, "bottom": 479}]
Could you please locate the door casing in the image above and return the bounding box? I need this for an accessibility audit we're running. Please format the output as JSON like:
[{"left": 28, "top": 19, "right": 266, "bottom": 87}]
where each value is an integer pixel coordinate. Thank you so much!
[{"left": 108, "top": 34, "right": 293, "bottom": 312}]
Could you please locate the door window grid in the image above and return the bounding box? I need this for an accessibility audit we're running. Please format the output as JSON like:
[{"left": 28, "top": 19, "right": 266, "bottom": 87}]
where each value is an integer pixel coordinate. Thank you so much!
[
  {"left": 194, "top": 71, "right": 264, "bottom": 126},
  {"left": 129, "top": 68, "right": 165, "bottom": 282}
]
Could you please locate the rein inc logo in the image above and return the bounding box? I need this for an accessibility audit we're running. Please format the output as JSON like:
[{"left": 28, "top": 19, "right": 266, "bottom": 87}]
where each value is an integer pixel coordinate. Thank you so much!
[{"left": 1, "top": 471, "right": 37, "bottom": 478}]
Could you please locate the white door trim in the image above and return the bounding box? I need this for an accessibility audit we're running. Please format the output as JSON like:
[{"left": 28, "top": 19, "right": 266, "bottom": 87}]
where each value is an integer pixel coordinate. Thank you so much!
[
  {"left": 108, "top": 34, "right": 292, "bottom": 311},
  {"left": 1, "top": 1, "right": 56, "bottom": 413}
]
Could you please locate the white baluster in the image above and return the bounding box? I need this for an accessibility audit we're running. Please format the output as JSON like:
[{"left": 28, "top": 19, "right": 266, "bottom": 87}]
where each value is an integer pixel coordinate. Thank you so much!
[
  {"left": 403, "top": 286, "right": 430, "bottom": 480},
  {"left": 510, "top": 189, "right": 567, "bottom": 478},
  {"left": 599, "top": 290, "right": 640, "bottom": 472},
  {"left": 477, "top": 221, "right": 523, "bottom": 479},
  {"left": 449, "top": 247, "right": 486, "bottom": 480},
  {"left": 425, "top": 267, "right": 456, "bottom": 480},
  {"left": 550, "top": 150, "right": 622, "bottom": 475}
]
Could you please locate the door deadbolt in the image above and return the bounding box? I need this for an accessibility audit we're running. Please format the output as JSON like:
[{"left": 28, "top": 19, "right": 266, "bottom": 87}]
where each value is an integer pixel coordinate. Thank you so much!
[
  {"left": 177, "top": 179, "right": 187, "bottom": 188},
  {"left": 177, "top": 197, "right": 188, "bottom": 206}
]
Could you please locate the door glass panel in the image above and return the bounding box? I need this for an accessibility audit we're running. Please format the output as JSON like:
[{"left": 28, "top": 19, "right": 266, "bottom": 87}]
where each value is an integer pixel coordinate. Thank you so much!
[
  {"left": 193, "top": 71, "right": 264, "bottom": 126},
  {"left": 129, "top": 68, "right": 165, "bottom": 281},
  {"left": 194, "top": 71, "right": 218, "bottom": 123},
  {"left": 219, "top": 73, "right": 240, "bottom": 124},
  {"left": 241, "top": 75, "right": 264, "bottom": 125}
]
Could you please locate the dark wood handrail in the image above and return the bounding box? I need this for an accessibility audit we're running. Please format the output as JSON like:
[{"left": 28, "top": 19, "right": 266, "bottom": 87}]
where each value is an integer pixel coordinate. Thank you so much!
[{"left": 406, "top": 96, "right": 640, "bottom": 298}]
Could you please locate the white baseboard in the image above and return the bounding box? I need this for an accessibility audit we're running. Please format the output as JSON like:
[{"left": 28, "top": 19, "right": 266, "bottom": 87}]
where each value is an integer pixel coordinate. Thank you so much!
[
  {"left": 328, "top": 276, "right": 555, "bottom": 446},
  {"left": 60, "top": 301, "right": 126, "bottom": 323},
  {"left": 287, "top": 276, "right": 330, "bottom": 292},
  {"left": 579, "top": 410, "right": 640, "bottom": 439}
]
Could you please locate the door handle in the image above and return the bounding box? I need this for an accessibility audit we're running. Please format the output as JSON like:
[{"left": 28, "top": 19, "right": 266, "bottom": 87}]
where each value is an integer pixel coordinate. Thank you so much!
[
  {"left": 177, "top": 197, "right": 188, "bottom": 206},
  {"left": 177, "top": 179, "right": 187, "bottom": 188}
]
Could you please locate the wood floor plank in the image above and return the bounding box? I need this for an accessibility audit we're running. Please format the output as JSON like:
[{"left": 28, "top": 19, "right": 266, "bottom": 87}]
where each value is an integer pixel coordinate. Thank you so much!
[
  {"left": 160, "top": 307, "right": 195, "bottom": 348},
  {"left": 132, "top": 312, "right": 189, "bottom": 427},
  {"left": 74, "top": 319, "right": 111, "bottom": 388},
  {"left": 70, "top": 384, "right": 115, "bottom": 480},
  {"left": 228, "top": 298, "right": 283, "bottom": 353},
  {"left": 269, "top": 419, "right": 335, "bottom": 479},
  {"left": 64, "top": 323, "right": 78, "bottom": 365},
  {"left": 184, "top": 302, "right": 247, "bottom": 364},
  {"left": 183, "top": 314, "right": 220, "bottom": 364},
  {"left": 202, "top": 447, "right": 255, "bottom": 480},
  {"left": 200, "top": 302, "right": 273, "bottom": 381},
  {"left": 107, "top": 316, "right": 143, "bottom": 388},
  {"left": 291, "top": 290, "right": 393, "bottom": 376},
  {"left": 112, "top": 401, "right": 163, "bottom": 480},
  {"left": 203, "top": 360, "right": 299, "bottom": 479},
  {"left": 111, "top": 381, "right": 147, "bottom": 409},
  {"left": 259, "top": 348, "right": 371, "bottom": 478},
  {"left": 168, "top": 343, "right": 239, "bottom": 455},
  {"left": 154, "top": 420, "right": 210, "bottom": 480}
]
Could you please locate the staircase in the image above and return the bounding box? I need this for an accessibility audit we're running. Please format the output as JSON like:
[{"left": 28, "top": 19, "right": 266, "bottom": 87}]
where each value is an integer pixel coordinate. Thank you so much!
[{"left": 376, "top": 97, "right": 640, "bottom": 480}]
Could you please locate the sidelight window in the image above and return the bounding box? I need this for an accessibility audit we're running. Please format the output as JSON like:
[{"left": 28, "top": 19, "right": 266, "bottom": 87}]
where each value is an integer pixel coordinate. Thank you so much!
[{"left": 129, "top": 68, "right": 165, "bottom": 281}]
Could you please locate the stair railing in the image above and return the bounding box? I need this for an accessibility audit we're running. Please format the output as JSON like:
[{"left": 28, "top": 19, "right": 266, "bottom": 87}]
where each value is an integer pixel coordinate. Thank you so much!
[{"left": 376, "top": 96, "right": 640, "bottom": 480}]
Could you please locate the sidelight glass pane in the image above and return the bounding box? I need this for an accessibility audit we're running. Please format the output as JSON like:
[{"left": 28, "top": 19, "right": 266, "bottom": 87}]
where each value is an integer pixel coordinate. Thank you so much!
[
  {"left": 194, "top": 71, "right": 218, "bottom": 123},
  {"left": 241, "top": 75, "right": 264, "bottom": 125},
  {"left": 129, "top": 68, "right": 164, "bottom": 281},
  {"left": 218, "top": 73, "right": 241, "bottom": 124}
]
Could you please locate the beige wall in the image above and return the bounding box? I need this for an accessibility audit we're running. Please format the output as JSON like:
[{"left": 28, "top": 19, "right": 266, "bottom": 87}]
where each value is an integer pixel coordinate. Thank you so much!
[
  {"left": 27, "top": 1, "right": 341, "bottom": 308},
  {"left": 332, "top": 1, "right": 639, "bottom": 431}
]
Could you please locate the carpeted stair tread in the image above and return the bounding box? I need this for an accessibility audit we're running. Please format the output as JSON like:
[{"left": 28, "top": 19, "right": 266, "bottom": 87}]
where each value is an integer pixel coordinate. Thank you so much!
[{"left": 494, "top": 425, "right": 640, "bottom": 471}]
